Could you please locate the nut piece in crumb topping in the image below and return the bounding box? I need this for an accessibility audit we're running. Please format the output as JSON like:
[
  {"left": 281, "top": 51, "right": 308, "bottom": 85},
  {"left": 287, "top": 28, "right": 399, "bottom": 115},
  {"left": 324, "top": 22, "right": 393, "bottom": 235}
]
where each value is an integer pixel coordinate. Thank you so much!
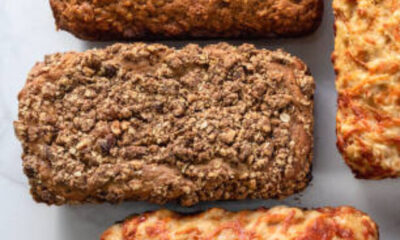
[{"left": 14, "top": 43, "right": 314, "bottom": 206}]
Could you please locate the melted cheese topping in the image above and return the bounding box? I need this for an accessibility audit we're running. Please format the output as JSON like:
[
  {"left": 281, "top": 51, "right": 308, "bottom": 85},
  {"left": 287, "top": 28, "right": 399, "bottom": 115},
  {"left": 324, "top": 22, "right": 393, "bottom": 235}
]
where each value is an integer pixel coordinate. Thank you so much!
[
  {"left": 100, "top": 206, "right": 378, "bottom": 240},
  {"left": 333, "top": 0, "right": 400, "bottom": 178}
]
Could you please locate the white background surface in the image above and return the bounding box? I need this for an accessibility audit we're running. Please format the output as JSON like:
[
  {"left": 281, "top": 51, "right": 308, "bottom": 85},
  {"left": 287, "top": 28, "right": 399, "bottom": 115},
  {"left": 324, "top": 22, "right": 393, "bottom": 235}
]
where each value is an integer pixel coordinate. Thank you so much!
[{"left": 1, "top": 0, "right": 399, "bottom": 239}]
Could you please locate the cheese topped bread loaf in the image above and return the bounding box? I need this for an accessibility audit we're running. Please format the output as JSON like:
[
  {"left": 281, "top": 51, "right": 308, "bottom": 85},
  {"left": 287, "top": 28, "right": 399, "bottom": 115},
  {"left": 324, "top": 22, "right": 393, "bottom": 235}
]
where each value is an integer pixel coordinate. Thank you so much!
[
  {"left": 101, "top": 206, "right": 379, "bottom": 240},
  {"left": 333, "top": 0, "right": 400, "bottom": 178}
]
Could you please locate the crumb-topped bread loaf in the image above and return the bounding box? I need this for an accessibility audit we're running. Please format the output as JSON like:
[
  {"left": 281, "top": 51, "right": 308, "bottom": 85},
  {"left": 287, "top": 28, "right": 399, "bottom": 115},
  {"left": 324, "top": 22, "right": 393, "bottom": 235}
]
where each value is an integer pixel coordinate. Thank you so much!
[
  {"left": 333, "top": 0, "right": 400, "bottom": 178},
  {"left": 50, "top": 0, "right": 323, "bottom": 40},
  {"left": 14, "top": 43, "right": 314, "bottom": 205},
  {"left": 101, "top": 206, "right": 379, "bottom": 240}
]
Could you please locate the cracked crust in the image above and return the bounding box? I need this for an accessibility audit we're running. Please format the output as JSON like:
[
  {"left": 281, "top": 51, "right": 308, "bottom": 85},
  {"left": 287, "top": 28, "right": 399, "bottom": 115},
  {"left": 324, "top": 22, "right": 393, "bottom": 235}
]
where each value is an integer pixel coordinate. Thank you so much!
[
  {"left": 49, "top": 0, "right": 323, "bottom": 41},
  {"left": 14, "top": 43, "right": 314, "bottom": 205},
  {"left": 101, "top": 206, "right": 379, "bottom": 240}
]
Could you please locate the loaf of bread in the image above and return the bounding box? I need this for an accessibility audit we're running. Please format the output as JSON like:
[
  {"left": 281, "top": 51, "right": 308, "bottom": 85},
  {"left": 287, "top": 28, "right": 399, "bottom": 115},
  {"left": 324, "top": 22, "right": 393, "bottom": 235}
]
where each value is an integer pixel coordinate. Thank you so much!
[
  {"left": 49, "top": 0, "right": 323, "bottom": 40},
  {"left": 101, "top": 206, "right": 379, "bottom": 240},
  {"left": 14, "top": 43, "right": 314, "bottom": 205},
  {"left": 333, "top": 0, "right": 400, "bottom": 178}
]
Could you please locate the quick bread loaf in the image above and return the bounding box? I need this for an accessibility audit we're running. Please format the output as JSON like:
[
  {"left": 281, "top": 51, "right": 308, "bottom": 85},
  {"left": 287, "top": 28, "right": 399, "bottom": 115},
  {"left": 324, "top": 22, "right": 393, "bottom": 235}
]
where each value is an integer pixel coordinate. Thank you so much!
[
  {"left": 14, "top": 43, "right": 314, "bottom": 205},
  {"left": 50, "top": 0, "right": 323, "bottom": 40},
  {"left": 333, "top": 0, "right": 400, "bottom": 178},
  {"left": 101, "top": 206, "right": 379, "bottom": 240}
]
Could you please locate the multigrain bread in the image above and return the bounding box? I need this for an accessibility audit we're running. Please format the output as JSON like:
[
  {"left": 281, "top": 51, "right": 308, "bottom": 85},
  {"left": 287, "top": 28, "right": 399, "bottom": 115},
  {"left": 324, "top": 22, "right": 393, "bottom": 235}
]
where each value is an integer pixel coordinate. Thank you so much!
[
  {"left": 333, "top": 0, "right": 400, "bottom": 178},
  {"left": 101, "top": 206, "right": 379, "bottom": 240},
  {"left": 49, "top": 0, "right": 323, "bottom": 41},
  {"left": 14, "top": 43, "right": 314, "bottom": 205}
]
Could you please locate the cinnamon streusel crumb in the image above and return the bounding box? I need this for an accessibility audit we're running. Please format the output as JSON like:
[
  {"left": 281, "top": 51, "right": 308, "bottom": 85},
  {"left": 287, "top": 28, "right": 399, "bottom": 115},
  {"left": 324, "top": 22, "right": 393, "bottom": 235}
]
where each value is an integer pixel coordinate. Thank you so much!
[{"left": 14, "top": 43, "right": 314, "bottom": 206}]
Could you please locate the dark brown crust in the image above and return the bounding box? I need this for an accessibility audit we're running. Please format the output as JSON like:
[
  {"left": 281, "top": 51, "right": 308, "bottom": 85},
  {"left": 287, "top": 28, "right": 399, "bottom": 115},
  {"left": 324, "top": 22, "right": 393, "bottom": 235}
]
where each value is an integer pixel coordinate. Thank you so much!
[
  {"left": 49, "top": 0, "right": 323, "bottom": 41},
  {"left": 14, "top": 43, "right": 314, "bottom": 206}
]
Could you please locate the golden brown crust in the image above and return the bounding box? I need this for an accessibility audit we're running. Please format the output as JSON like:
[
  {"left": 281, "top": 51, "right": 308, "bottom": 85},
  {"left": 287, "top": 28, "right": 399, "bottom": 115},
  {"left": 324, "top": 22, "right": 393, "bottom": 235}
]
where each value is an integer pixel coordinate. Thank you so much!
[
  {"left": 14, "top": 43, "right": 314, "bottom": 205},
  {"left": 49, "top": 0, "right": 323, "bottom": 41},
  {"left": 333, "top": 0, "right": 400, "bottom": 179},
  {"left": 101, "top": 206, "right": 379, "bottom": 240}
]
